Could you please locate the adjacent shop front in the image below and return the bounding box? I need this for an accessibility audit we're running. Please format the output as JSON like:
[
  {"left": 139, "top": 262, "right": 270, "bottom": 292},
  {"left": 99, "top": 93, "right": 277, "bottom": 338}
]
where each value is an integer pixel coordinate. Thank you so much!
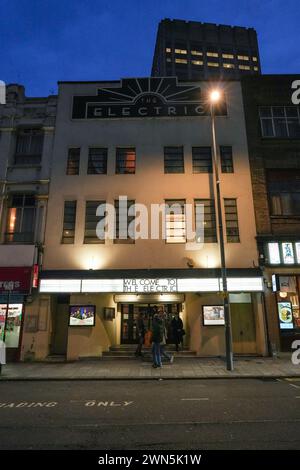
[
  {"left": 34, "top": 268, "right": 267, "bottom": 361},
  {"left": 0, "top": 267, "right": 32, "bottom": 361}
]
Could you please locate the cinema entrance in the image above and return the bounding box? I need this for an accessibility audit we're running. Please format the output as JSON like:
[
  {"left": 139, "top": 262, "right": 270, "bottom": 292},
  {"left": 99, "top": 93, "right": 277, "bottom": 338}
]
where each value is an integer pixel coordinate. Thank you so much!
[{"left": 120, "top": 303, "right": 182, "bottom": 344}]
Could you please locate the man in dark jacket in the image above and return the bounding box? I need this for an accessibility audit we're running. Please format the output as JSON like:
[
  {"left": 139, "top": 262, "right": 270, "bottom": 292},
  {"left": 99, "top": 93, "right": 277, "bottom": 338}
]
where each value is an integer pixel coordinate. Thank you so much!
[
  {"left": 135, "top": 312, "right": 146, "bottom": 357},
  {"left": 151, "top": 314, "right": 163, "bottom": 368},
  {"left": 171, "top": 313, "right": 184, "bottom": 351}
]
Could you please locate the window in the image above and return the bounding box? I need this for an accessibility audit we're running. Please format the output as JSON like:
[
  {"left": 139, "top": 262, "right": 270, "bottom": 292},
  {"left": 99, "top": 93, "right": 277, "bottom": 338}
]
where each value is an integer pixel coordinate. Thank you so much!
[
  {"left": 222, "top": 53, "right": 234, "bottom": 59},
  {"left": 175, "top": 58, "right": 187, "bottom": 64},
  {"left": 166, "top": 47, "right": 171, "bottom": 53},
  {"left": 61, "top": 201, "right": 77, "bottom": 244},
  {"left": 5, "top": 194, "right": 36, "bottom": 243},
  {"left": 192, "top": 147, "right": 212, "bottom": 173},
  {"left": 175, "top": 48, "right": 187, "bottom": 55},
  {"left": 220, "top": 146, "right": 234, "bottom": 173},
  {"left": 66, "top": 148, "right": 80, "bottom": 175},
  {"left": 191, "top": 50, "right": 203, "bottom": 56},
  {"left": 252, "top": 56, "right": 258, "bottom": 62},
  {"left": 267, "top": 169, "right": 300, "bottom": 216},
  {"left": 87, "top": 148, "right": 107, "bottom": 174},
  {"left": 223, "top": 63, "right": 235, "bottom": 69},
  {"left": 195, "top": 199, "right": 217, "bottom": 243},
  {"left": 207, "top": 62, "right": 219, "bottom": 67},
  {"left": 15, "top": 128, "right": 43, "bottom": 165},
  {"left": 224, "top": 199, "right": 240, "bottom": 242},
  {"left": 84, "top": 201, "right": 105, "bottom": 243},
  {"left": 191, "top": 60, "right": 203, "bottom": 66},
  {"left": 116, "top": 148, "right": 136, "bottom": 174},
  {"left": 239, "top": 65, "right": 250, "bottom": 70},
  {"left": 114, "top": 199, "right": 135, "bottom": 243},
  {"left": 237, "top": 55, "right": 249, "bottom": 61},
  {"left": 164, "top": 147, "right": 184, "bottom": 173},
  {"left": 259, "top": 106, "right": 300, "bottom": 138},
  {"left": 207, "top": 52, "right": 219, "bottom": 57},
  {"left": 267, "top": 241, "right": 300, "bottom": 265},
  {"left": 254, "top": 66, "right": 259, "bottom": 71},
  {"left": 165, "top": 200, "right": 186, "bottom": 243}
]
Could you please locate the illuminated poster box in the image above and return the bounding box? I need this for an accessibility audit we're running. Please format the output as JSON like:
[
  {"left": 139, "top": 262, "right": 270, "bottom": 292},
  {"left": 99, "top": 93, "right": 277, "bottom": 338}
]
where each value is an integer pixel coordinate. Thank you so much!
[
  {"left": 69, "top": 305, "right": 96, "bottom": 327},
  {"left": 203, "top": 305, "right": 225, "bottom": 326}
]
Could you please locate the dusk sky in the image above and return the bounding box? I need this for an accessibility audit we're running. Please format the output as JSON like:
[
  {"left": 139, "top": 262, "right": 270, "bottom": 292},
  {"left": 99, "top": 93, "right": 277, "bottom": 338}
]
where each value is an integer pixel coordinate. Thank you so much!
[{"left": 1, "top": 0, "right": 299, "bottom": 96}]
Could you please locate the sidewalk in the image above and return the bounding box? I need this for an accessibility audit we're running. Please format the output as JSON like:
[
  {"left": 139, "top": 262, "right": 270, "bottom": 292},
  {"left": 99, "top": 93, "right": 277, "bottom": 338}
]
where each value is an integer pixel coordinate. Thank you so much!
[{"left": 1, "top": 356, "right": 300, "bottom": 380}]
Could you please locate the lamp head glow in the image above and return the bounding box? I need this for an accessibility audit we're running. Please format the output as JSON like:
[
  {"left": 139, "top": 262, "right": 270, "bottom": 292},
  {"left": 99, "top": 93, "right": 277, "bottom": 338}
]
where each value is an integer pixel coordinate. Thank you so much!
[{"left": 210, "top": 89, "right": 221, "bottom": 103}]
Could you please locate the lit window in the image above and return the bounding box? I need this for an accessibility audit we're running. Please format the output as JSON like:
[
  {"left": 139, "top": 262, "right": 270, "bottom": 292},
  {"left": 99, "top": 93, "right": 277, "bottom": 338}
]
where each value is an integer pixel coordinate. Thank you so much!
[
  {"left": 191, "top": 50, "right": 203, "bottom": 56},
  {"left": 282, "top": 242, "right": 295, "bottom": 264},
  {"left": 254, "top": 66, "right": 258, "bottom": 71},
  {"left": 268, "top": 243, "right": 280, "bottom": 264},
  {"left": 165, "top": 200, "right": 186, "bottom": 243},
  {"left": 238, "top": 55, "right": 249, "bottom": 61},
  {"left": 252, "top": 56, "right": 258, "bottom": 62},
  {"left": 223, "top": 63, "right": 235, "bottom": 69},
  {"left": 5, "top": 194, "right": 36, "bottom": 244},
  {"left": 191, "top": 60, "right": 203, "bottom": 66},
  {"left": 175, "top": 49, "right": 187, "bottom": 55},
  {"left": 175, "top": 58, "right": 187, "bottom": 64},
  {"left": 295, "top": 243, "right": 300, "bottom": 263},
  {"left": 207, "top": 62, "right": 219, "bottom": 67},
  {"left": 239, "top": 65, "right": 250, "bottom": 70},
  {"left": 166, "top": 47, "right": 171, "bottom": 53},
  {"left": 207, "top": 52, "right": 219, "bottom": 57},
  {"left": 222, "top": 53, "right": 234, "bottom": 59},
  {"left": 116, "top": 148, "right": 136, "bottom": 174}
]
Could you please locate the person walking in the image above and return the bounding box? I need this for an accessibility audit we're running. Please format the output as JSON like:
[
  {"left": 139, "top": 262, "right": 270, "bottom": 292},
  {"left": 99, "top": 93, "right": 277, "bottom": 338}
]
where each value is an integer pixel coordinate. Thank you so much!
[
  {"left": 171, "top": 312, "right": 184, "bottom": 352},
  {"left": 158, "top": 308, "right": 174, "bottom": 363},
  {"left": 135, "top": 312, "right": 146, "bottom": 357},
  {"left": 151, "top": 313, "right": 163, "bottom": 368}
]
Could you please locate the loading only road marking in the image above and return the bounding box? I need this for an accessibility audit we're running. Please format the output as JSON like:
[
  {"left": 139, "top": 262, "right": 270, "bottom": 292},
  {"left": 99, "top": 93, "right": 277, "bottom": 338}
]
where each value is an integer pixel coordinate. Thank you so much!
[
  {"left": 84, "top": 401, "right": 133, "bottom": 407},
  {"left": 0, "top": 402, "right": 58, "bottom": 408},
  {"left": 0, "top": 400, "right": 134, "bottom": 409}
]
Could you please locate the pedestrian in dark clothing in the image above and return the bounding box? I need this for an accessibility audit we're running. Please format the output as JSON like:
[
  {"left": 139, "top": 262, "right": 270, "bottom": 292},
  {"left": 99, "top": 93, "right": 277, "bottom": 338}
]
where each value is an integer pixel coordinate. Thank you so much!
[
  {"left": 135, "top": 312, "right": 146, "bottom": 357},
  {"left": 158, "top": 308, "right": 174, "bottom": 363},
  {"left": 151, "top": 314, "right": 163, "bottom": 368},
  {"left": 171, "top": 313, "right": 184, "bottom": 352}
]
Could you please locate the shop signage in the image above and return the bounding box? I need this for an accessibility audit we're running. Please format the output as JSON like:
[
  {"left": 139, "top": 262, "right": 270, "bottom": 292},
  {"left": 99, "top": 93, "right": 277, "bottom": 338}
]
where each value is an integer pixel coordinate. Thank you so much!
[
  {"left": 72, "top": 77, "right": 227, "bottom": 119},
  {"left": 0, "top": 267, "right": 32, "bottom": 294},
  {"left": 277, "top": 302, "right": 294, "bottom": 330},
  {"left": 272, "top": 275, "right": 297, "bottom": 293},
  {"left": 123, "top": 278, "right": 177, "bottom": 293}
]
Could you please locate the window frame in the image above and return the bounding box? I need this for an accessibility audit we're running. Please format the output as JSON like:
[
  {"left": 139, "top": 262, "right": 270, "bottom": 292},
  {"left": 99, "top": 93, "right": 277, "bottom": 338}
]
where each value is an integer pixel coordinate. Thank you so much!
[
  {"left": 115, "top": 147, "right": 136, "bottom": 175},
  {"left": 164, "top": 146, "right": 184, "bottom": 174},
  {"left": 61, "top": 200, "right": 77, "bottom": 244}
]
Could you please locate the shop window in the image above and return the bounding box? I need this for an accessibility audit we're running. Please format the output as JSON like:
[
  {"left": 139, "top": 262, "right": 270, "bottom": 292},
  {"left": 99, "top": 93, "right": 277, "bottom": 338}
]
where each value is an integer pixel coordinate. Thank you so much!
[
  {"left": 220, "top": 146, "right": 234, "bottom": 173},
  {"left": 267, "top": 241, "right": 300, "bottom": 265},
  {"left": 15, "top": 128, "right": 43, "bottom": 165},
  {"left": 164, "top": 147, "right": 184, "bottom": 174},
  {"left": 114, "top": 199, "right": 135, "bottom": 243},
  {"left": 116, "top": 148, "right": 136, "bottom": 174},
  {"left": 224, "top": 198, "right": 240, "bottom": 243},
  {"left": 61, "top": 201, "right": 77, "bottom": 244},
  {"left": 84, "top": 201, "right": 106, "bottom": 243},
  {"left": 87, "top": 148, "right": 107, "bottom": 174},
  {"left": 195, "top": 199, "right": 217, "bottom": 243},
  {"left": 5, "top": 194, "right": 36, "bottom": 243},
  {"left": 165, "top": 199, "right": 186, "bottom": 243},
  {"left": 66, "top": 148, "right": 80, "bottom": 175},
  {"left": 192, "top": 147, "right": 212, "bottom": 173}
]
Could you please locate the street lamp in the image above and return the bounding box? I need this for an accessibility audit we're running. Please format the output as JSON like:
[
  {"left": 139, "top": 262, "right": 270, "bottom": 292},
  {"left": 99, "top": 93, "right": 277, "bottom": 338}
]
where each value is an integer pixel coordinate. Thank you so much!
[{"left": 209, "top": 89, "right": 234, "bottom": 371}]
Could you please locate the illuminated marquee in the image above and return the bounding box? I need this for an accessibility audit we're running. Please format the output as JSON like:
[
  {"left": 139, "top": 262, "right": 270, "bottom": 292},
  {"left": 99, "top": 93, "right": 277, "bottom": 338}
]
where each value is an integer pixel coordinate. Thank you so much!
[{"left": 72, "top": 77, "right": 227, "bottom": 119}]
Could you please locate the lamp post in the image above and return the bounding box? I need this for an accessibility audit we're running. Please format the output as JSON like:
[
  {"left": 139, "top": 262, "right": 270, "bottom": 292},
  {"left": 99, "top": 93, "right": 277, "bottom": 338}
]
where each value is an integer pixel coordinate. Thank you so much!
[{"left": 209, "top": 90, "right": 234, "bottom": 371}]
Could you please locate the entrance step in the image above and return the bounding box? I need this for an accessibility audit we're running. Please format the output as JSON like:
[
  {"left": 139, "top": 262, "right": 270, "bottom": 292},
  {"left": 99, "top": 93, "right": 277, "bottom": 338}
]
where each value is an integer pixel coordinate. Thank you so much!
[
  {"left": 102, "top": 345, "right": 197, "bottom": 360},
  {"left": 45, "top": 355, "right": 66, "bottom": 363}
]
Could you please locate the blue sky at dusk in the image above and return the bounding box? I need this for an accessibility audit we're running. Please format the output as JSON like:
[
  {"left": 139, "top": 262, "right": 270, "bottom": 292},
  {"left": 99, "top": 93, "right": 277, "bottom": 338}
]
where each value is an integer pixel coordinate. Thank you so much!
[{"left": 1, "top": 0, "right": 299, "bottom": 96}]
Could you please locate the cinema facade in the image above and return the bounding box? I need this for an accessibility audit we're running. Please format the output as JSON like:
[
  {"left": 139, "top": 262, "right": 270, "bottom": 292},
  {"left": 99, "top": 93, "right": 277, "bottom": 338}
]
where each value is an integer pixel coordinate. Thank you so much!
[{"left": 19, "top": 77, "right": 269, "bottom": 361}]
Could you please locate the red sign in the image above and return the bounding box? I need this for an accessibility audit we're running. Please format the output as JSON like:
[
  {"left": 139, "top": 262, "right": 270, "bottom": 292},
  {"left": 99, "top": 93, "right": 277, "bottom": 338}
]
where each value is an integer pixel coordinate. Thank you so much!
[{"left": 0, "top": 267, "right": 32, "bottom": 293}]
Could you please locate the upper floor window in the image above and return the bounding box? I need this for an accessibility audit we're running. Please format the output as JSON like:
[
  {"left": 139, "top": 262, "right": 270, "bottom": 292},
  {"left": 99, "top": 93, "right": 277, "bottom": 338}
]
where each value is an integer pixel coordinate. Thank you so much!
[
  {"left": 5, "top": 194, "right": 36, "bottom": 243},
  {"left": 88, "top": 148, "right": 107, "bottom": 174},
  {"left": 223, "top": 63, "right": 235, "bottom": 69},
  {"left": 237, "top": 55, "right": 249, "bottom": 61},
  {"left": 191, "top": 60, "right": 203, "bottom": 66},
  {"left": 15, "top": 128, "right": 43, "bottom": 165},
  {"left": 175, "top": 58, "right": 187, "bottom": 64},
  {"left": 165, "top": 199, "right": 186, "bottom": 243},
  {"left": 222, "top": 53, "right": 234, "bottom": 59},
  {"left": 164, "top": 147, "right": 184, "bottom": 174},
  {"left": 66, "top": 148, "right": 80, "bottom": 175},
  {"left": 174, "top": 48, "right": 187, "bottom": 55},
  {"left": 207, "top": 52, "right": 219, "bottom": 58},
  {"left": 267, "top": 169, "right": 300, "bottom": 216},
  {"left": 191, "top": 49, "right": 203, "bottom": 56},
  {"left": 220, "top": 146, "right": 234, "bottom": 173},
  {"left": 239, "top": 65, "right": 250, "bottom": 70},
  {"left": 116, "top": 148, "right": 136, "bottom": 174},
  {"left": 192, "top": 147, "right": 212, "bottom": 173},
  {"left": 114, "top": 199, "right": 135, "bottom": 243},
  {"left": 195, "top": 199, "right": 217, "bottom": 243},
  {"left": 84, "top": 201, "right": 105, "bottom": 243},
  {"left": 61, "top": 201, "right": 77, "bottom": 244},
  {"left": 224, "top": 198, "right": 240, "bottom": 243},
  {"left": 207, "top": 62, "right": 219, "bottom": 67},
  {"left": 259, "top": 106, "right": 300, "bottom": 138}
]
